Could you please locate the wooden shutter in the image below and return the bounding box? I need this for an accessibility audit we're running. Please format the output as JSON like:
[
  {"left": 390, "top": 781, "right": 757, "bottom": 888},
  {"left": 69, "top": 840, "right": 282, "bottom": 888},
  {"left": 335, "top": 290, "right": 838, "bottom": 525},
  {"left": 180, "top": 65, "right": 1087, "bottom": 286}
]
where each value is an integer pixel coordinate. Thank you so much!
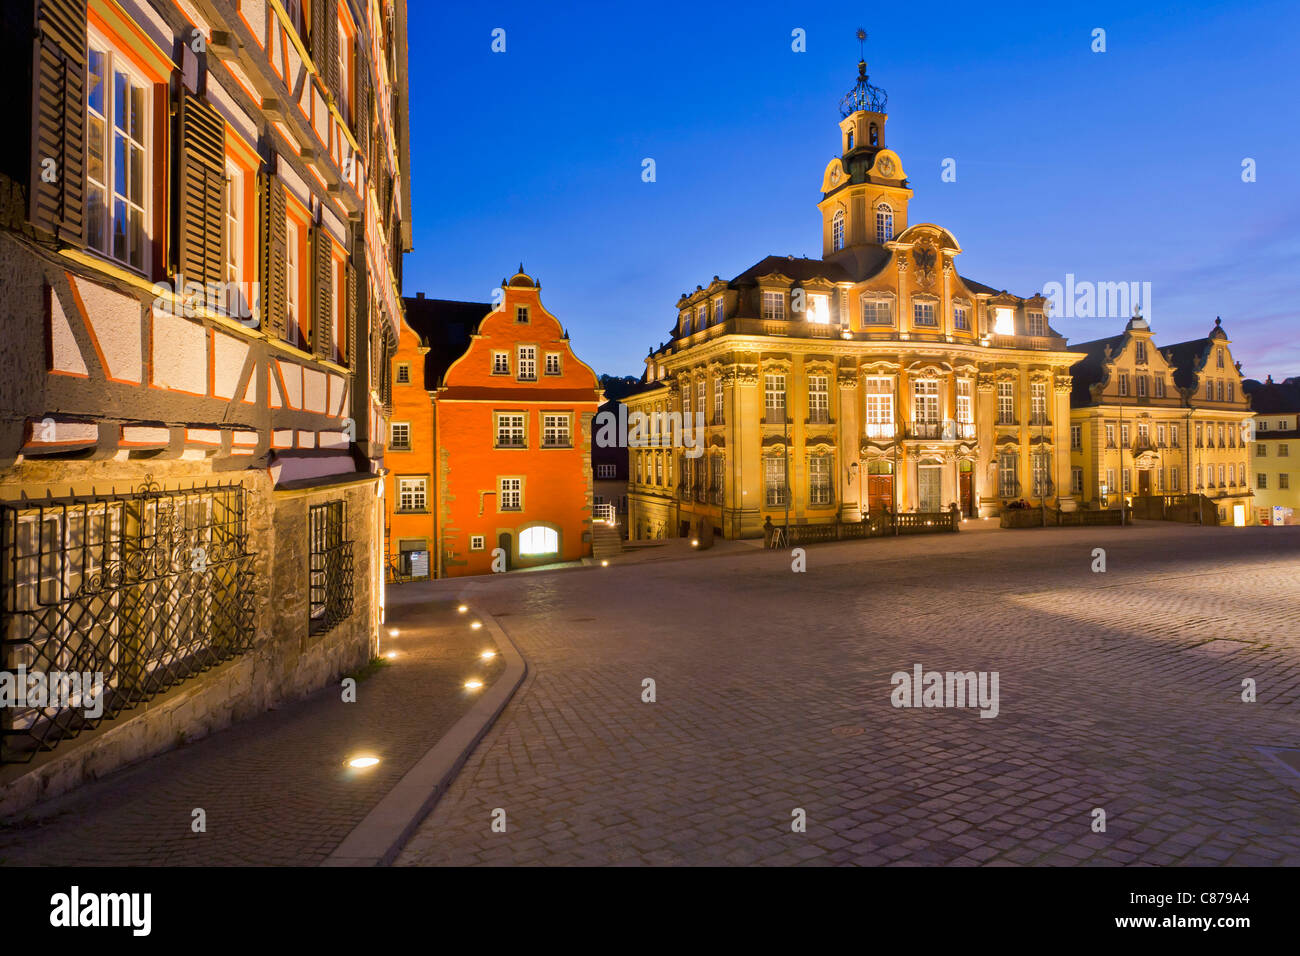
[
  {"left": 354, "top": 63, "right": 370, "bottom": 161},
  {"left": 258, "top": 170, "right": 287, "bottom": 338},
  {"left": 311, "top": 0, "right": 339, "bottom": 102},
  {"left": 311, "top": 225, "right": 332, "bottom": 361},
  {"left": 175, "top": 89, "right": 225, "bottom": 287},
  {"left": 344, "top": 260, "right": 357, "bottom": 370},
  {"left": 29, "top": 0, "right": 87, "bottom": 244}
]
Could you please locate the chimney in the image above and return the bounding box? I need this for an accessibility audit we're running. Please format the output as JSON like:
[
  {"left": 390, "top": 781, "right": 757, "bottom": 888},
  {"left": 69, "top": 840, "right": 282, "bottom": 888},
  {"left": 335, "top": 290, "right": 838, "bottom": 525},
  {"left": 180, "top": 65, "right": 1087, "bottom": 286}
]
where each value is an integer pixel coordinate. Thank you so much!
[{"left": 416, "top": 291, "right": 425, "bottom": 299}]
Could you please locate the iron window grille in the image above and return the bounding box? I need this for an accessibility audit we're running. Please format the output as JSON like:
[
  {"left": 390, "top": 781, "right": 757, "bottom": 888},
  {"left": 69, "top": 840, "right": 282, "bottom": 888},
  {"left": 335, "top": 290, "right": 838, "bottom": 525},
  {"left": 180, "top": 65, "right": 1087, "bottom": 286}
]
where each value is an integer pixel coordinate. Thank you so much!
[
  {"left": 308, "top": 501, "right": 353, "bottom": 636},
  {"left": 1, "top": 478, "right": 255, "bottom": 764}
]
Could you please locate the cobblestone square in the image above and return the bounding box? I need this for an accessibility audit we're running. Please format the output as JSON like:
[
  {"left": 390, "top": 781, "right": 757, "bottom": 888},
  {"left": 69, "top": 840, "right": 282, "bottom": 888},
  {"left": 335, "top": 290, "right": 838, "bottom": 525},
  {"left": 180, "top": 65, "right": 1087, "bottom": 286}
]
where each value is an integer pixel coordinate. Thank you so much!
[{"left": 397, "top": 523, "right": 1300, "bottom": 866}]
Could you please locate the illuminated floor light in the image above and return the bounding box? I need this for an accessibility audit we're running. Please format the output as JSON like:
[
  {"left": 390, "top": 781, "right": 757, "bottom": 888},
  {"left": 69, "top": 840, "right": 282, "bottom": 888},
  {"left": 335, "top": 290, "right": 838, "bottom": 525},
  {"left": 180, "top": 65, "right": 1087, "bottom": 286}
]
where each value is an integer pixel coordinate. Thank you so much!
[
  {"left": 347, "top": 756, "right": 380, "bottom": 770},
  {"left": 471, "top": 621, "right": 483, "bottom": 630},
  {"left": 457, "top": 604, "right": 468, "bottom": 613},
  {"left": 480, "top": 650, "right": 497, "bottom": 660},
  {"left": 600, "top": 560, "right": 609, "bottom": 567},
  {"left": 691, "top": 539, "right": 699, "bottom": 547},
  {"left": 464, "top": 679, "right": 484, "bottom": 691},
  {"left": 388, "top": 628, "right": 399, "bottom": 637},
  {"left": 386, "top": 651, "right": 397, "bottom": 660}
]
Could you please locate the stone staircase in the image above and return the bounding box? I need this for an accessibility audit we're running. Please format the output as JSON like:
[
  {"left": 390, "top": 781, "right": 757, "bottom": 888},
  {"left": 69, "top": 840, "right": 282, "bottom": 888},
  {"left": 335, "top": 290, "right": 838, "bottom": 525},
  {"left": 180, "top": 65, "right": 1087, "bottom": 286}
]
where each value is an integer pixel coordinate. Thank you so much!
[{"left": 592, "top": 521, "right": 623, "bottom": 561}]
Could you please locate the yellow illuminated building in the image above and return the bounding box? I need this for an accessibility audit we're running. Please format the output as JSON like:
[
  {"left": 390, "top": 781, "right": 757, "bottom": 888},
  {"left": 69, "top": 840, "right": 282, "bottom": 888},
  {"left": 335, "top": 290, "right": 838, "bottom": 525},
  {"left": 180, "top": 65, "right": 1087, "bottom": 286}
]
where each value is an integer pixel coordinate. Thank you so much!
[{"left": 624, "top": 50, "right": 1082, "bottom": 540}]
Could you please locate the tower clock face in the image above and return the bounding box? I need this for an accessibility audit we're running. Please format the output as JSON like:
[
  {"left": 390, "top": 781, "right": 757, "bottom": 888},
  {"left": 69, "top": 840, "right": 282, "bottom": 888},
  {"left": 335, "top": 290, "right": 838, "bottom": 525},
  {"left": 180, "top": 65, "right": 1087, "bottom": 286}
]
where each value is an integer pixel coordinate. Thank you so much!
[
  {"left": 830, "top": 167, "right": 841, "bottom": 184},
  {"left": 877, "top": 156, "right": 895, "bottom": 177}
]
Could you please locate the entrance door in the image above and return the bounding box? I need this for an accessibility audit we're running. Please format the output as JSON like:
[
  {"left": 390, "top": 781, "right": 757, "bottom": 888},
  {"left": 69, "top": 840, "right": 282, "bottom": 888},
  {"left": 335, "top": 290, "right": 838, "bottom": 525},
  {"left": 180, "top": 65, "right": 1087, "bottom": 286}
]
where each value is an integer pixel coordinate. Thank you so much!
[
  {"left": 918, "top": 466, "right": 942, "bottom": 512},
  {"left": 497, "top": 532, "right": 512, "bottom": 572},
  {"left": 867, "top": 475, "right": 893, "bottom": 513},
  {"left": 959, "top": 468, "right": 974, "bottom": 517},
  {"left": 1138, "top": 470, "right": 1151, "bottom": 496}
]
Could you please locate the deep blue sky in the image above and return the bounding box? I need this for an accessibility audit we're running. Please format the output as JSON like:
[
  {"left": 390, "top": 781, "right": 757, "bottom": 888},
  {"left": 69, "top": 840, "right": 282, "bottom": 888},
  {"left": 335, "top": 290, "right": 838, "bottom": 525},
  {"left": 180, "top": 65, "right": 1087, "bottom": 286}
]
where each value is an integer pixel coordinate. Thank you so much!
[{"left": 405, "top": 0, "right": 1300, "bottom": 381}]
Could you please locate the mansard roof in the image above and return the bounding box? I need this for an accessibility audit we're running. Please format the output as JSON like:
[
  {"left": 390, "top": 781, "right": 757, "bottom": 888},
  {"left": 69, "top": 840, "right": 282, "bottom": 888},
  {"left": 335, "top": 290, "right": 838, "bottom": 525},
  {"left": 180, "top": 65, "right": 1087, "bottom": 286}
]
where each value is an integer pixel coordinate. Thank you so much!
[
  {"left": 402, "top": 296, "right": 492, "bottom": 388},
  {"left": 730, "top": 255, "right": 855, "bottom": 286},
  {"left": 1243, "top": 378, "right": 1300, "bottom": 414},
  {"left": 1066, "top": 333, "right": 1129, "bottom": 406}
]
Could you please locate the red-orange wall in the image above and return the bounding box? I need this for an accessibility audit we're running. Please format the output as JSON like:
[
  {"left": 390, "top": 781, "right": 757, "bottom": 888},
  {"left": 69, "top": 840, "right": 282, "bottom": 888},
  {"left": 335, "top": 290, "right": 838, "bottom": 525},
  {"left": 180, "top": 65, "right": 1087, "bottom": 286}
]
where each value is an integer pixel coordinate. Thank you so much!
[
  {"left": 437, "top": 282, "right": 600, "bottom": 576},
  {"left": 384, "top": 314, "right": 436, "bottom": 570}
]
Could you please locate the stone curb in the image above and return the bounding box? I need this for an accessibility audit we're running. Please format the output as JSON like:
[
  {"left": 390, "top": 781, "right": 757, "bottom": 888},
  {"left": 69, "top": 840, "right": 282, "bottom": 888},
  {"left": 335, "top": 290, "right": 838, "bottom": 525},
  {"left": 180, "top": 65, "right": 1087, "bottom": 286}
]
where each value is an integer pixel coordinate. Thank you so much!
[{"left": 321, "top": 606, "right": 527, "bottom": 867}]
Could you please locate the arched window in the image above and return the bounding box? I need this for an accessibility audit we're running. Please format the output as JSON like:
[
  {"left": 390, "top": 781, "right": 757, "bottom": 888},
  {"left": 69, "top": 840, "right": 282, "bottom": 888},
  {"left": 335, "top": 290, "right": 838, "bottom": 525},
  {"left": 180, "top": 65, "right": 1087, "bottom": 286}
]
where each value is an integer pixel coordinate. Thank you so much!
[
  {"left": 832, "top": 210, "right": 845, "bottom": 251},
  {"left": 875, "top": 203, "right": 893, "bottom": 243},
  {"left": 519, "top": 525, "right": 558, "bottom": 556},
  {"left": 846, "top": 130, "right": 854, "bottom": 150},
  {"left": 869, "top": 123, "right": 879, "bottom": 146}
]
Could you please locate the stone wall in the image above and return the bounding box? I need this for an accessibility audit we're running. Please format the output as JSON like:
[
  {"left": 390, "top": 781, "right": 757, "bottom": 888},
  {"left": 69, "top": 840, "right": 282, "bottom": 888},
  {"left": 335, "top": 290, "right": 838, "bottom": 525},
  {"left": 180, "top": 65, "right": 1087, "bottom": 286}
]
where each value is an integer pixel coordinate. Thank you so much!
[{"left": 0, "top": 459, "right": 380, "bottom": 816}]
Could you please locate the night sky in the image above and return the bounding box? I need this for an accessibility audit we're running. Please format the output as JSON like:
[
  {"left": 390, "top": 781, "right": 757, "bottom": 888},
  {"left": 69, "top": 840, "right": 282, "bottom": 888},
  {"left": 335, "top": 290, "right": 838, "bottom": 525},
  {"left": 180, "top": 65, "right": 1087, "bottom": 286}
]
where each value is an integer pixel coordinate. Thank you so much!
[{"left": 404, "top": 0, "right": 1300, "bottom": 381}]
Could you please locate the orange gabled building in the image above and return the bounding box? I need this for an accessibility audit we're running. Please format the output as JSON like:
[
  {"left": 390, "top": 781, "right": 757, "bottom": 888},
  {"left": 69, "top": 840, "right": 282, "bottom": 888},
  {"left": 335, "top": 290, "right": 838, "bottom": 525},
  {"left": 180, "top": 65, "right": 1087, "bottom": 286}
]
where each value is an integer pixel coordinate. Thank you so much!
[{"left": 393, "top": 268, "right": 602, "bottom": 577}]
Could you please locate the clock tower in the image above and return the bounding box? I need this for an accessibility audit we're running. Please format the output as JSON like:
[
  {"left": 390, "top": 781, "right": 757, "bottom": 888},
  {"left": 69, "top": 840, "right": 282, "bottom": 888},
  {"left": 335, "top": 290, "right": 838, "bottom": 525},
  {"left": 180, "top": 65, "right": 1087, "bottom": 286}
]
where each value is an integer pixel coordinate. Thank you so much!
[{"left": 818, "top": 31, "right": 913, "bottom": 279}]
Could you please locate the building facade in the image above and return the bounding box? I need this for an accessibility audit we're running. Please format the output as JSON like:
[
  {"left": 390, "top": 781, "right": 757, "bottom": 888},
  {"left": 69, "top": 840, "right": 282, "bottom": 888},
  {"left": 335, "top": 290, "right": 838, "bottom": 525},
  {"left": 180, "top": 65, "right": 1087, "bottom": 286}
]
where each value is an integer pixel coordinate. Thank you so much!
[
  {"left": 1068, "top": 316, "right": 1256, "bottom": 524},
  {"left": 1245, "top": 376, "right": 1300, "bottom": 526},
  {"left": 625, "top": 52, "right": 1080, "bottom": 541},
  {"left": 0, "top": 0, "right": 409, "bottom": 810},
  {"left": 591, "top": 393, "right": 631, "bottom": 536},
  {"left": 394, "top": 270, "right": 602, "bottom": 577}
]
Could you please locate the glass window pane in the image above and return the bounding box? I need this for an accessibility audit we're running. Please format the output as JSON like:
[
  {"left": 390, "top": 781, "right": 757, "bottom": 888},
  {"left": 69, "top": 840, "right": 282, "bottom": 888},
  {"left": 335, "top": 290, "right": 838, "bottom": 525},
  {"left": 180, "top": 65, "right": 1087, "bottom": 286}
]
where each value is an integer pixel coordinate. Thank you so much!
[
  {"left": 114, "top": 71, "right": 128, "bottom": 132},
  {"left": 112, "top": 198, "right": 127, "bottom": 259},
  {"left": 114, "top": 134, "right": 126, "bottom": 196},
  {"left": 130, "top": 85, "right": 145, "bottom": 141}
]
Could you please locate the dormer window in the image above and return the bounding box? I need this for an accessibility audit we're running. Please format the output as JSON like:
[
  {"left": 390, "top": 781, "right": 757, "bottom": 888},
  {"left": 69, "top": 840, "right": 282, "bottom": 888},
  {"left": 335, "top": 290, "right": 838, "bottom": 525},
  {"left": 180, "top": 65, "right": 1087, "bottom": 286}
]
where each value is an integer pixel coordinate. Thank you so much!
[
  {"left": 515, "top": 306, "right": 529, "bottom": 324},
  {"left": 1135, "top": 340, "right": 1148, "bottom": 363},
  {"left": 1027, "top": 312, "right": 1046, "bottom": 336},
  {"left": 761, "top": 291, "right": 785, "bottom": 321},
  {"left": 875, "top": 203, "right": 893, "bottom": 244},
  {"left": 832, "top": 210, "right": 845, "bottom": 251},
  {"left": 713, "top": 297, "right": 725, "bottom": 323},
  {"left": 1217, "top": 348, "right": 1225, "bottom": 368}
]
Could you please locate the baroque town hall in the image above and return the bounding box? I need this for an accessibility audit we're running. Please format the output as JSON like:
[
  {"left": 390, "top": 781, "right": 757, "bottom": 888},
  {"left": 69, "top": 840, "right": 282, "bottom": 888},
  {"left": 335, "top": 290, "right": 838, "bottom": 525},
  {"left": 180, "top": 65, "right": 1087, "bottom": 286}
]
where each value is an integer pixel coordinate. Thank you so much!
[{"left": 625, "top": 45, "right": 1079, "bottom": 541}]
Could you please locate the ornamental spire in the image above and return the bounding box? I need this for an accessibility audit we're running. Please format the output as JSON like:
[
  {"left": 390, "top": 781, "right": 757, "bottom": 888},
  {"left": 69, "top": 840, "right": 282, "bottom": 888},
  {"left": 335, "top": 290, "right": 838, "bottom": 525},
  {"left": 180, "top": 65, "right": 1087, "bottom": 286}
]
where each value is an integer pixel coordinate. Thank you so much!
[{"left": 839, "top": 28, "right": 888, "bottom": 117}]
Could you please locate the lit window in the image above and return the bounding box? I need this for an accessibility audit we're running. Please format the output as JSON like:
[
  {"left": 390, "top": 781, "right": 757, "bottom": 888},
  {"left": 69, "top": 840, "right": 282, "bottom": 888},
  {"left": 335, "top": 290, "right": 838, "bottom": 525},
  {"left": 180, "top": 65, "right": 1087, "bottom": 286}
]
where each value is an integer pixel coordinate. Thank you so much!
[
  {"left": 519, "top": 525, "right": 558, "bottom": 555},
  {"left": 864, "top": 377, "right": 894, "bottom": 439},
  {"left": 806, "top": 293, "right": 830, "bottom": 324},
  {"left": 86, "top": 40, "right": 151, "bottom": 271},
  {"left": 764, "top": 374, "right": 786, "bottom": 423},
  {"left": 912, "top": 301, "right": 937, "bottom": 327},
  {"left": 992, "top": 307, "right": 1015, "bottom": 336},
  {"left": 861, "top": 297, "right": 892, "bottom": 326},
  {"left": 764, "top": 456, "right": 787, "bottom": 506},
  {"left": 875, "top": 203, "right": 893, "bottom": 243},
  {"left": 954, "top": 305, "right": 969, "bottom": 330},
  {"left": 832, "top": 210, "right": 845, "bottom": 251}
]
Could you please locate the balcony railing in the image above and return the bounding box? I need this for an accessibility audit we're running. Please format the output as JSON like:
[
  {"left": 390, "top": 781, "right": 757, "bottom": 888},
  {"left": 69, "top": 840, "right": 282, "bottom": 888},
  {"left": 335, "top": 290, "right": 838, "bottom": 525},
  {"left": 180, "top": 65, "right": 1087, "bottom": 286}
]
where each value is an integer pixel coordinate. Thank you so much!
[
  {"left": 808, "top": 409, "right": 831, "bottom": 425},
  {"left": 594, "top": 503, "right": 616, "bottom": 523},
  {"left": 864, "top": 422, "right": 896, "bottom": 440},
  {"left": 910, "top": 420, "right": 944, "bottom": 440},
  {"left": 763, "top": 408, "right": 788, "bottom": 425}
]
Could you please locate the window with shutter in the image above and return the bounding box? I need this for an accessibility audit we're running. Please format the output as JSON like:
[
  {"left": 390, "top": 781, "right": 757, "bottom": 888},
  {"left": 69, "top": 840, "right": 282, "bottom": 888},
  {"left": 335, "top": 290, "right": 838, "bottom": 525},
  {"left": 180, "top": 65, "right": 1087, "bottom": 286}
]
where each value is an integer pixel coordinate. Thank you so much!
[
  {"left": 30, "top": 0, "right": 88, "bottom": 246},
  {"left": 344, "top": 259, "right": 357, "bottom": 370},
  {"left": 312, "top": 0, "right": 340, "bottom": 105},
  {"left": 176, "top": 89, "right": 226, "bottom": 288},
  {"left": 311, "top": 225, "right": 333, "bottom": 361},
  {"left": 258, "top": 171, "right": 287, "bottom": 338}
]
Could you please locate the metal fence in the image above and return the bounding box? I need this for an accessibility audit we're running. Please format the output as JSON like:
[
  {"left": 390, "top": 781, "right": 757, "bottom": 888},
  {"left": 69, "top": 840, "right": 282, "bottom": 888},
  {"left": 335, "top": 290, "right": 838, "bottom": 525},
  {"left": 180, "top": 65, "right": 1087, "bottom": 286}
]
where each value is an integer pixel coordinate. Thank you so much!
[{"left": 0, "top": 478, "right": 255, "bottom": 763}]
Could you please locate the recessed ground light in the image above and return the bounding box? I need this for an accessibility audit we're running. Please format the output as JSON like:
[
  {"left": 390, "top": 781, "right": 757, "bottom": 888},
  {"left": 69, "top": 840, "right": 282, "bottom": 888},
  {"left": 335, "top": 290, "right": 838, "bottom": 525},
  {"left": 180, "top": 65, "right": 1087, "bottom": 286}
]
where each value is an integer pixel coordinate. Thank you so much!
[
  {"left": 480, "top": 650, "right": 497, "bottom": 660},
  {"left": 691, "top": 539, "right": 699, "bottom": 546},
  {"left": 386, "top": 651, "right": 397, "bottom": 659},
  {"left": 457, "top": 604, "right": 468, "bottom": 613},
  {"left": 471, "top": 621, "right": 482, "bottom": 630},
  {"left": 600, "top": 560, "right": 609, "bottom": 567},
  {"left": 388, "top": 628, "right": 399, "bottom": 637},
  {"left": 347, "top": 756, "right": 380, "bottom": 769},
  {"left": 464, "top": 679, "right": 484, "bottom": 691}
]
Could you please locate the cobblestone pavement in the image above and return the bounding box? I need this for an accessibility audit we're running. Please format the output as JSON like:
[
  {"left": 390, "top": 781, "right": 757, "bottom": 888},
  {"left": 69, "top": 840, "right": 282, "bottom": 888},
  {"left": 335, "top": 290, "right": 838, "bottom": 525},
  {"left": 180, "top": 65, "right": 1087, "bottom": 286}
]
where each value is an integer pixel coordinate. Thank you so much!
[
  {"left": 0, "top": 593, "right": 502, "bottom": 865},
  {"left": 397, "top": 523, "right": 1300, "bottom": 866}
]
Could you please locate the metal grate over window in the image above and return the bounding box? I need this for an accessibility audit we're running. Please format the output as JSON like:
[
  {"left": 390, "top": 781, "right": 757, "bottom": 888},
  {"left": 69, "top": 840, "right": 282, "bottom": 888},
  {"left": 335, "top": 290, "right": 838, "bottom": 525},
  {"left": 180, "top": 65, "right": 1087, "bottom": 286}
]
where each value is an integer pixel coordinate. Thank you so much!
[
  {"left": 308, "top": 500, "right": 354, "bottom": 636},
  {"left": 1, "top": 478, "right": 255, "bottom": 764}
]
